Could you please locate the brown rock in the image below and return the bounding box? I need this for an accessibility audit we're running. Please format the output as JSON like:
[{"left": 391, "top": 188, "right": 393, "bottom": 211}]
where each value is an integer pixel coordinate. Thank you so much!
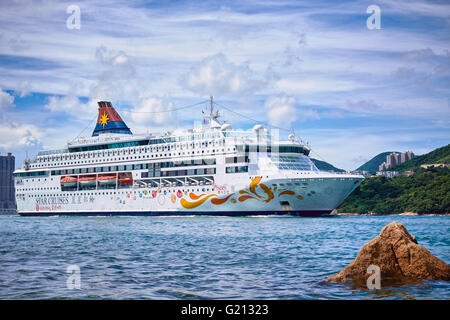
[{"left": 327, "top": 221, "right": 450, "bottom": 284}]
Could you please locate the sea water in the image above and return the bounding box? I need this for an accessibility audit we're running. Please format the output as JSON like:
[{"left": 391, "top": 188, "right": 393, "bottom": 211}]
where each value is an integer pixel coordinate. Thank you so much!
[{"left": 0, "top": 215, "right": 448, "bottom": 300}]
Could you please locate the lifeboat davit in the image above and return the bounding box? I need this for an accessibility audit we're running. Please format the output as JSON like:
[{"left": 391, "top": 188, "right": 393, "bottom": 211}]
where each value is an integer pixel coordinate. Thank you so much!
[
  {"left": 98, "top": 175, "right": 117, "bottom": 185},
  {"left": 61, "top": 176, "right": 77, "bottom": 187},
  {"left": 79, "top": 176, "right": 96, "bottom": 187}
]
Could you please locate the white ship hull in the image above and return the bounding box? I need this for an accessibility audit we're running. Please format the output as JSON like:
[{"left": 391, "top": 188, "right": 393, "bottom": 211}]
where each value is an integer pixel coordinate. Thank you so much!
[{"left": 16, "top": 174, "right": 362, "bottom": 217}]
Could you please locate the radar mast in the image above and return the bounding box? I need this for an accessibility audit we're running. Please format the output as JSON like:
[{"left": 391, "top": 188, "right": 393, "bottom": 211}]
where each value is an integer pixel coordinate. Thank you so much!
[{"left": 208, "top": 96, "right": 221, "bottom": 128}]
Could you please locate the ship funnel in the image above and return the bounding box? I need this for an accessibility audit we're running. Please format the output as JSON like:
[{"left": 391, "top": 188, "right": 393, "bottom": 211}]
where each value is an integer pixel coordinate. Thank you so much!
[{"left": 92, "top": 101, "right": 132, "bottom": 136}]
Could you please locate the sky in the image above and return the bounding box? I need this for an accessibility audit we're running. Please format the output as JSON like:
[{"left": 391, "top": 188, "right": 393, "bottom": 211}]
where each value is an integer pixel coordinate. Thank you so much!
[{"left": 0, "top": 0, "right": 449, "bottom": 170}]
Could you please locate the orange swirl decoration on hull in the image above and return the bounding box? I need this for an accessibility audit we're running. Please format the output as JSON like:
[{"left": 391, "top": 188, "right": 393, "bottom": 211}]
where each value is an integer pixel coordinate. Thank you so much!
[
  {"left": 238, "top": 195, "right": 257, "bottom": 202},
  {"left": 259, "top": 184, "right": 274, "bottom": 202},
  {"left": 180, "top": 177, "right": 301, "bottom": 209},
  {"left": 211, "top": 194, "right": 234, "bottom": 205},
  {"left": 279, "top": 190, "right": 295, "bottom": 196},
  {"left": 249, "top": 176, "right": 262, "bottom": 198},
  {"left": 189, "top": 193, "right": 205, "bottom": 200},
  {"left": 180, "top": 194, "right": 218, "bottom": 209}
]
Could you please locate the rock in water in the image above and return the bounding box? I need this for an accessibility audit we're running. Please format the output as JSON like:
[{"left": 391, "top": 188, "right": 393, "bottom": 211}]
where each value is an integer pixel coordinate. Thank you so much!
[{"left": 327, "top": 221, "right": 450, "bottom": 283}]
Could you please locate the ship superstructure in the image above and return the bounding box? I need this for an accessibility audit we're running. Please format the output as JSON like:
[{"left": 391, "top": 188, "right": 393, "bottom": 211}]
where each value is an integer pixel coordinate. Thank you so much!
[{"left": 14, "top": 98, "right": 363, "bottom": 216}]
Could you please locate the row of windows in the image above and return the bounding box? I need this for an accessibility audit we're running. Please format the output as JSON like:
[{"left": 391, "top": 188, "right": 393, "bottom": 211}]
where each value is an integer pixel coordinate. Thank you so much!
[
  {"left": 68, "top": 140, "right": 149, "bottom": 152},
  {"left": 31, "top": 146, "right": 235, "bottom": 169},
  {"left": 21, "top": 187, "right": 219, "bottom": 197},
  {"left": 272, "top": 154, "right": 318, "bottom": 172},
  {"left": 48, "top": 159, "right": 217, "bottom": 176},
  {"left": 36, "top": 133, "right": 227, "bottom": 158},
  {"left": 17, "top": 186, "right": 58, "bottom": 192},
  {"left": 277, "top": 163, "right": 315, "bottom": 171},
  {"left": 19, "top": 181, "right": 310, "bottom": 194},
  {"left": 225, "top": 166, "right": 249, "bottom": 174},
  {"left": 160, "top": 159, "right": 216, "bottom": 168},
  {"left": 272, "top": 155, "right": 303, "bottom": 162},
  {"left": 19, "top": 181, "right": 309, "bottom": 196},
  {"left": 239, "top": 145, "right": 309, "bottom": 155},
  {"left": 14, "top": 171, "right": 48, "bottom": 177},
  {"left": 36, "top": 139, "right": 229, "bottom": 163},
  {"left": 32, "top": 148, "right": 229, "bottom": 169},
  {"left": 225, "top": 156, "right": 249, "bottom": 164},
  {"left": 143, "top": 168, "right": 216, "bottom": 178},
  {"left": 148, "top": 132, "right": 224, "bottom": 144}
]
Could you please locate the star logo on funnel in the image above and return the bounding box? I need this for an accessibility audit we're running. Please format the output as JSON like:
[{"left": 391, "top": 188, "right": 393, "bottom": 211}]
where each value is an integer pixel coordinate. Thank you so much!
[{"left": 99, "top": 112, "right": 109, "bottom": 128}]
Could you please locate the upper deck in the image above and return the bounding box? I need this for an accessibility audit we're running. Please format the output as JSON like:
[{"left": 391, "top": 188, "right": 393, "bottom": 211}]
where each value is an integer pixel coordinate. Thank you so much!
[{"left": 15, "top": 98, "right": 313, "bottom": 177}]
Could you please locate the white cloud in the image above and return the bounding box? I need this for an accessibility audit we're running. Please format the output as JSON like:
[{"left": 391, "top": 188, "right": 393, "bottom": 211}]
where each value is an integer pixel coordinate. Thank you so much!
[
  {"left": 45, "top": 94, "right": 79, "bottom": 112},
  {"left": 129, "top": 97, "right": 173, "bottom": 125},
  {"left": 43, "top": 46, "right": 144, "bottom": 120},
  {"left": 0, "top": 89, "right": 15, "bottom": 110},
  {"left": 90, "top": 46, "right": 140, "bottom": 103},
  {"left": 181, "top": 53, "right": 276, "bottom": 97},
  {"left": 264, "top": 93, "right": 320, "bottom": 128},
  {"left": 264, "top": 94, "right": 297, "bottom": 127},
  {"left": 0, "top": 120, "right": 42, "bottom": 149},
  {"left": 15, "top": 80, "right": 32, "bottom": 97},
  {"left": 45, "top": 90, "right": 96, "bottom": 120}
]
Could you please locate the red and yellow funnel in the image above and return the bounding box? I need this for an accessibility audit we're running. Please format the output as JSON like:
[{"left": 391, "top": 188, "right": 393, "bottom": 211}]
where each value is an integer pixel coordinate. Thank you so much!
[{"left": 92, "top": 101, "right": 132, "bottom": 136}]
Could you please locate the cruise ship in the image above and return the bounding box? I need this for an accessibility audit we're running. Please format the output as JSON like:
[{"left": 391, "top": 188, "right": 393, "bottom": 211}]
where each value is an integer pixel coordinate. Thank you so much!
[{"left": 13, "top": 98, "right": 363, "bottom": 216}]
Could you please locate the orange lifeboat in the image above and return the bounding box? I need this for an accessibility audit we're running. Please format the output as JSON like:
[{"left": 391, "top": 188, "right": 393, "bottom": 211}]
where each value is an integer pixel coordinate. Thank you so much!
[
  {"left": 61, "top": 176, "right": 77, "bottom": 187},
  {"left": 98, "top": 175, "right": 117, "bottom": 186},
  {"left": 119, "top": 177, "right": 133, "bottom": 185},
  {"left": 79, "top": 176, "right": 96, "bottom": 187}
]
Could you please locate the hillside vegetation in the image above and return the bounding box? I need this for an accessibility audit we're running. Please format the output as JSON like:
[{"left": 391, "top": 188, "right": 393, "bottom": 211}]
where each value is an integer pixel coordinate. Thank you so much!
[{"left": 338, "top": 167, "right": 449, "bottom": 214}]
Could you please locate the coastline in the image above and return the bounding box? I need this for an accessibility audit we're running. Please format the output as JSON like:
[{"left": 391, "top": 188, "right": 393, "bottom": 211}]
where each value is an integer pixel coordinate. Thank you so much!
[{"left": 333, "top": 210, "right": 450, "bottom": 216}]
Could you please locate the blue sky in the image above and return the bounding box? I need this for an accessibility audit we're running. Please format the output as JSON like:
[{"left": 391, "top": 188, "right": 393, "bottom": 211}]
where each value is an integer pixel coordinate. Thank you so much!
[{"left": 0, "top": 0, "right": 449, "bottom": 170}]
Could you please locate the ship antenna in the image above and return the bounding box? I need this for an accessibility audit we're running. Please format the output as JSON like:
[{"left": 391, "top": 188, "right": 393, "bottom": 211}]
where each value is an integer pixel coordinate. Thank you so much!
[
  {"left": 23, "top": 150, "right": 30, "bottom": 171},
  {"left": 209, "top": 95, "right": 214, "bottom": 120},
  {"left": 208, "top": 95, "right": 220, "bottom": 127}
]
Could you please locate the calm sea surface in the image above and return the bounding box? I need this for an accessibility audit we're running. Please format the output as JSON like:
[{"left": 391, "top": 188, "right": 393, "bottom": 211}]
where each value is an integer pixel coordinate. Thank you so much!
[{"left": 0, "top": 214, "right": 449, "bottom": 300}]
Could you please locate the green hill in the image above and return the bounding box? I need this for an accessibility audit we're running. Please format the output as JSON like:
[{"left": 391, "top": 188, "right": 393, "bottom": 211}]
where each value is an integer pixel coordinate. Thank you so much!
[
  {"left": 356, "top": 151, "right": 398, "bottom": 173},
  {"left": 338, "top": 166, "right": 449, "bottom": 214},
  {"left": 311, "top": 158, "right": 345, "bottom": 172},
  {"left": 390, "top": 144, "right": 450, "bottom": 172}
]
